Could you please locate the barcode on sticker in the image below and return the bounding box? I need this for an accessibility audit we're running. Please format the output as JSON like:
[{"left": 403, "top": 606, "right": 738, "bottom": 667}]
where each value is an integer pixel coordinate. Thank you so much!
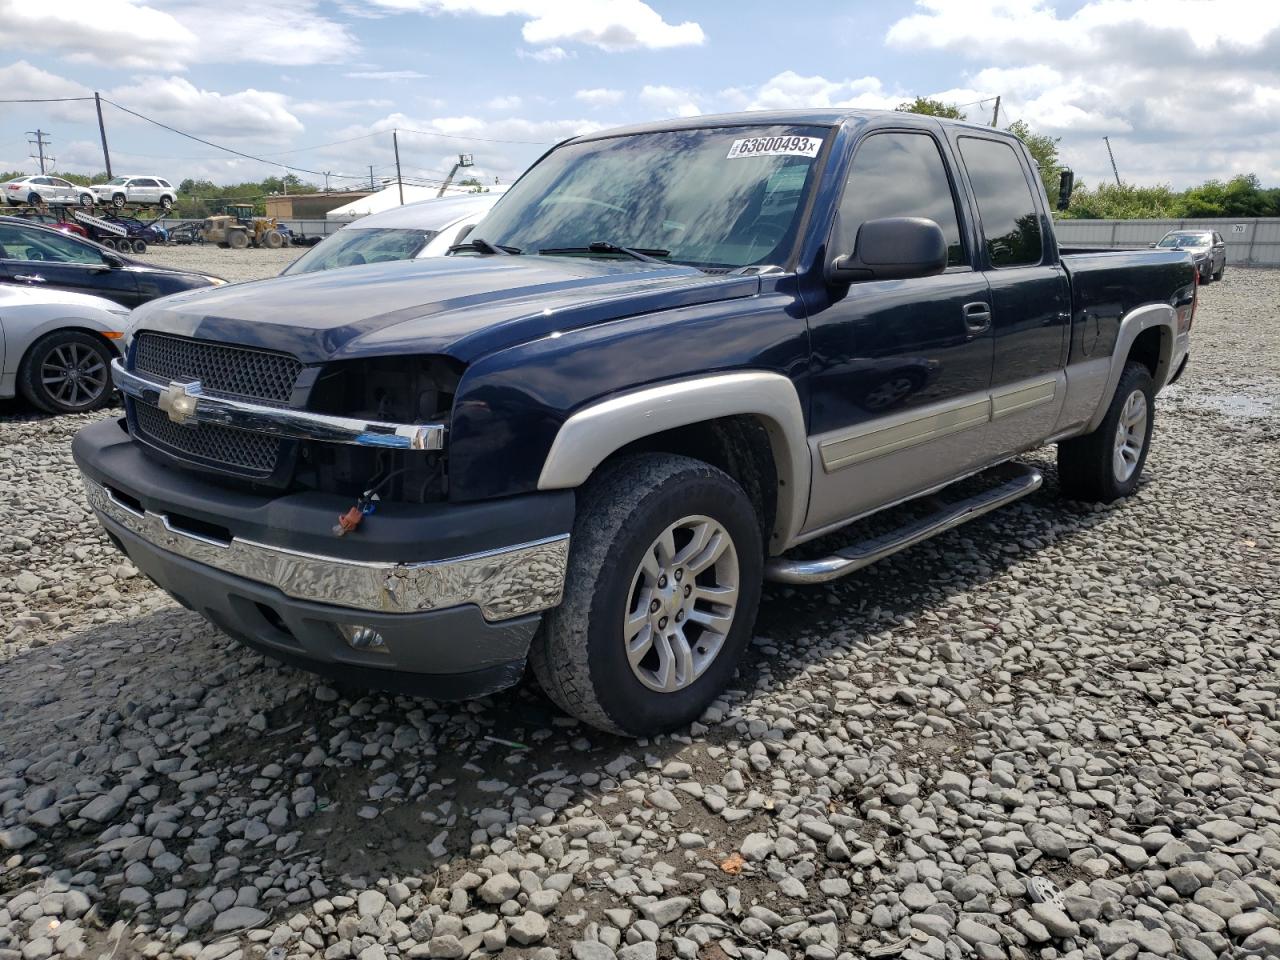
[{"left": 726, "top": 136, "right": 822, "bottom": 159}]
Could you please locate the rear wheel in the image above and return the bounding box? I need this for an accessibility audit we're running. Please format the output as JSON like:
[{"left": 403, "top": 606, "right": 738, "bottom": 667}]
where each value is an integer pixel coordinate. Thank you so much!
[
  {"left": 529, "top": 453, "right": 763, "bottom": 736},
  {"left": 160, "top": 196, "right": 173, "bottom": 212},
  {"left": 263, "top": 230, "right": 284, "bottom": 249},
  {"left": 1213, "top": 264, "right": 1224, "bottom": 281},
  {"left": 227, "top": 230, "right": 249, "bottom": 250},
  {"left": 27, "top": 192, "right": 41, "bottom": 206},
  {"left": 1058, "top": 362, "right": 1155, "bottom": 502},
  {"left": 18, "top": 331, "right": 115, "bottom": 415}
]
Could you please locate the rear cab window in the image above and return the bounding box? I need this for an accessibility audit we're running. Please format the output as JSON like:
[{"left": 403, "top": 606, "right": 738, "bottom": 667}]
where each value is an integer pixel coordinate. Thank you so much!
[{"left": 957, "top": 136, "right": 1043, "bottom": 267}]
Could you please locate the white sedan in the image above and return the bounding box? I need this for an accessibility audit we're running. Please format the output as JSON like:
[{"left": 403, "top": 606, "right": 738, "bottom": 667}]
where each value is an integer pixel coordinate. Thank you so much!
[
  {"left": 2, "top": 175, "right": 93, "bottom": 208},
  {"left": 0, "top": 285, "right": 129, "bottom": 414},
  {"left": 282, "top": 193, "right": 500, "bottom": 275}
]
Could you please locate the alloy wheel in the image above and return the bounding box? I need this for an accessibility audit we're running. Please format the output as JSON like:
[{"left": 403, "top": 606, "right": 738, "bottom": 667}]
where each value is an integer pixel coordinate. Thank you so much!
[
  {"left": 41, "top": 342, "right": 108, "bottom": 409},
  {"left": 1112, "top": 388, "right": 1148, "bottom": 482},
  {"left": 623, "top": 514, "right": 740, "bottom": 693}
]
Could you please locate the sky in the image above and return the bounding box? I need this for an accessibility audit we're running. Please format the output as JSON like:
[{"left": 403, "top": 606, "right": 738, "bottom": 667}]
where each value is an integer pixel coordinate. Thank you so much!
[{"left": 2, "top": 0, "right": 1279, "bottom": 194}]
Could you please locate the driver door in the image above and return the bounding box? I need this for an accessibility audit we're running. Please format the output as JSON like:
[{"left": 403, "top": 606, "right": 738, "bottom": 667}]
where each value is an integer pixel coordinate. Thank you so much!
[{"left": 0, "top": 222, "right": 139, "bottom": 305}]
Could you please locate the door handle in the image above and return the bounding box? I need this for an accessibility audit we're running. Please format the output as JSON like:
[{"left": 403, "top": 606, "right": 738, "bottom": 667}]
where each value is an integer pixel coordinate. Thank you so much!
[
  {"left": 15, "top": 274, "right": 46, "bottom": 283},
  {"left": 963, "top": 302, "right": 991, "bottom": 333}
]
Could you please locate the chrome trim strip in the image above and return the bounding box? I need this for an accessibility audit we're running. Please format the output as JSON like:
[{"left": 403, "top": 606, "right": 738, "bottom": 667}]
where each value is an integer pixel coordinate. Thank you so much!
[
  {"left": 86, "top": 479, "right": 568, "bottom": 622},
  {"left": 990, "top": 377, "right": 1057, "bottom": 420},
  {"left": 766, "top": 463, "right": 1042, "bottom": 584},
  {"left": 112, "top": 358, "right": 446, "bottom": 452},
  {"left": 820, "top": 397, "right": 990, "bottom": 471}
]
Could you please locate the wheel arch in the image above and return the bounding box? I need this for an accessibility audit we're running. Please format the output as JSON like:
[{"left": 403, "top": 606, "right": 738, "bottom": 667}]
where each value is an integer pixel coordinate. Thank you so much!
[
  {"left": 1085, "top": 303, "right": 1175, "bottom": 433},
  {"left": 18, "top": 324, "right": 123, "bottom": 374},
  {"left": 536, "top": 373, "right": 811, "bottom": 553}
]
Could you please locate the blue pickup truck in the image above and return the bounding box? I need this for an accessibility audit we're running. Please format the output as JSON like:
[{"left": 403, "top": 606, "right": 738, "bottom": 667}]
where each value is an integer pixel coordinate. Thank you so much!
[{"left": 73, "top": 109, "right": 1196, "bottom": 736}]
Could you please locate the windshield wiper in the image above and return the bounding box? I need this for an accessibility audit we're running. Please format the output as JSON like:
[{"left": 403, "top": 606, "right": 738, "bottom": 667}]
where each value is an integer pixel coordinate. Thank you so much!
[
  {"left": 538, "top": 241, "right": 671, "bottom": 263},
  {"left": 448, "top": 237, "right": 521, "bottom": 255}
]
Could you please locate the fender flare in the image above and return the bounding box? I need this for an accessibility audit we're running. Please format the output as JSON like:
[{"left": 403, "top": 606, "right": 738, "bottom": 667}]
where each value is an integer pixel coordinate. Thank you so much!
[
  {"left": 1086, "top": 303, "right": 1176, "bottom": 433},
  {"left": 536, "top": 372, "right": 811, "bottom": 551}
]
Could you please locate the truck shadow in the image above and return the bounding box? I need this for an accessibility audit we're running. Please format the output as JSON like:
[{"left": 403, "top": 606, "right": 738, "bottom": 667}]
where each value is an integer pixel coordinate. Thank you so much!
[{"left": 0, "top": 455, "right": 1125, "bottom": 893}]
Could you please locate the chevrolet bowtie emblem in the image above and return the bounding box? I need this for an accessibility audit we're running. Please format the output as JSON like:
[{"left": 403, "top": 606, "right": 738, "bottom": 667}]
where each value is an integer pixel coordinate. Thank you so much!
[{"left": 157, "top": 379, "right": 203, "bottom": 425}]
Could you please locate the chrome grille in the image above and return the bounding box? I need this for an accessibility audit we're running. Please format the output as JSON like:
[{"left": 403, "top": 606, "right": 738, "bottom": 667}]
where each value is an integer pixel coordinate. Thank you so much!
[
  {"left": 134, "top": 402, "right": 280, "bottom": 475},
  {"left": 134, "top": 333, "right": 302, "bottom": 404}
]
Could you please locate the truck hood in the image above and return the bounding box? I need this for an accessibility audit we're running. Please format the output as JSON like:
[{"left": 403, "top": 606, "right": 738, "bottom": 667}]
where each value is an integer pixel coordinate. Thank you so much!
[{"left": 129, "top": 254, "right": 761, "bottom": 364}]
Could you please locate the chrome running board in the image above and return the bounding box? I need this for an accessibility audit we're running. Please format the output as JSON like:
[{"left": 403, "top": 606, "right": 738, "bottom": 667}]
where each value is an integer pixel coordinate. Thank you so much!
[{"left": 765, "top": 462, "right": 1043, "bottom": 584}]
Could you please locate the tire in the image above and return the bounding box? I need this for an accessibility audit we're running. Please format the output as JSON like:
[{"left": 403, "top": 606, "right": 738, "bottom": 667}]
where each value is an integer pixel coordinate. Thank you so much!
[
  {"left": 111, "top": 193, "right": 126, "bottom": 209},
  {"left": 79, "top": 193, "right": 94, "bottom": 208},
  {"left": 1058, "top": 361, "right": 1155, "bottom": 502},
  {"left": 227, "top": 230, "right": 249, "bottom": 250},
  {"left": 18, "top": 330, "right": 116, "bottom": 415},
  {"left": 27, "top": 192, "right": 41, "bottom": 206},
  {"left": 100, "top": 237, "right": 117, "bottom": 251},
  {"left": 131, "top": 238, "right": 147, "bottom": 254},
  {"left": 263, "top": 230, "right": 283, "bottom": 249},
  {"left": 529, "top": 453, "right": 764, "bottom": 736},
  {"left": 160, "top": 196, "right": 173, "bottom": 212},
  {"left": 1213, "top": 264, "right": 1224, "bottom": 281}
]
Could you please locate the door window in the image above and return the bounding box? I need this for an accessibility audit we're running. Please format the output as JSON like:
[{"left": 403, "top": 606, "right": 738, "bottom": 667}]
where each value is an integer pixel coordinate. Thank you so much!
[
  {"left": 133, "top": 179, "right": 157, "bottom": 188},
  {"left": 957, "top": 137, "right": 1043, "bottom": 267},
  {"left": 0, "top": 224, "right": 103, "bottom": 264},
  {"left": 834, "top": 131, "right": 966, "bottom": 268}
]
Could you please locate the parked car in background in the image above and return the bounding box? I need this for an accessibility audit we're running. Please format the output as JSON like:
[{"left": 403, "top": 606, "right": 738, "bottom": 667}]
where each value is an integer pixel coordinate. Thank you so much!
[
  {"left": 3, "top": 175, "right": 93, "bottom": 208},
  {"left": 0, "top": 217, "right": 224, "bottom": 307},
  {"left": 0, "top": 285, "right": 129, "bottom": 413},
  {"left": 11, "top": 210, "right": 89, "bottom": 238},
  {"left": 282, "top": 193, "right": 500, "bottom": 275},
  {"left": 1153, "top": 230, "right": 1225, "bottom": 282},
  {"left": 87, "top": 176, "right": 177, "bottom": 211}
]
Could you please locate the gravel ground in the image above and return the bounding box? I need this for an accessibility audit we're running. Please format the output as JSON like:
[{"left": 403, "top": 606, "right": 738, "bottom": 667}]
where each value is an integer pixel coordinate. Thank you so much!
[
  {"left": 141, "top": 244, "right": 302, "bottom": 283},
  {"left": 1, "top": 270, "right": 1277, "bottom": 960}
]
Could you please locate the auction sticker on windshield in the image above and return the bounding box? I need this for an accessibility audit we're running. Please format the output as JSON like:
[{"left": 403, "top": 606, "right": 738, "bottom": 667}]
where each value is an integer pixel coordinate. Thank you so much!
[{"left": 726, "top": 136, "right": 822, "bottom": 159}]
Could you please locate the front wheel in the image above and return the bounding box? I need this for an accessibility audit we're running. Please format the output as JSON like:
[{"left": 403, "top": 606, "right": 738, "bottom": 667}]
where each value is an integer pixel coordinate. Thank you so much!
[
  {"left": 79, "top": 193, "right": 94, "bottom": 208},
  {"left": 530, "top": 454, "right": 763, "bottom": 736},
  {"left": 1213, "top": 264, "right": 1224, "bottom": 281},
  {"left": 111, "top": 193, "right": 126, "bottom": 209},
  {"left": 18, "top": 331, "right": 116, "bottom": 414},
  {"left": 1058, "top": 361, "right": 1155, "bottom": 502},
  {"left": 131, "top": 238, "right": 147, "bottom": 254}
]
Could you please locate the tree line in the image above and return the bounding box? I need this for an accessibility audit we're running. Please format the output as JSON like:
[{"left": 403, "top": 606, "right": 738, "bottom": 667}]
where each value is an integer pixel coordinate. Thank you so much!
[{"left": 895, "top": 98, "right": 1280, "bottom": 219}]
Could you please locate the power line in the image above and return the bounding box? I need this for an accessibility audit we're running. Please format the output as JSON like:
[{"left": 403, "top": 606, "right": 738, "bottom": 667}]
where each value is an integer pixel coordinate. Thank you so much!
[
  {"left": 100, "top": 97, "right": 371, "bottom": 181},
  {"left": 396, "top": 126, "right": 552, "bottom": 145},
  {"left": 0, "top": 96, "right": 93, "bottom": 103}
]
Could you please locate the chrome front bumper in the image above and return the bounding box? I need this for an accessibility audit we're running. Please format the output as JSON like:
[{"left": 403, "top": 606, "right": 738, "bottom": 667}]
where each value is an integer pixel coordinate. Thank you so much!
[
  {"left": 85, "top": 478, "right": 569, "bottom": 622},
  {"left": 112, "top": 358, "right": 446, "bottom": 451}
]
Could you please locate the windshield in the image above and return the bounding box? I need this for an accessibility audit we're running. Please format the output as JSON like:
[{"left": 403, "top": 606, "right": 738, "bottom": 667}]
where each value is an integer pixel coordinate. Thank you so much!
[
  {"left": 105, "top": 177, "right": 129, "bottom": 185},
  {"left": 283, "top": 226, "right": 438, "bottom": 275},
  {"left": 1158, "top": 233, "right": 1209, "bottom": 248},
  {"left": 476, "top": 125, "right": 828, "bottom": 270}
]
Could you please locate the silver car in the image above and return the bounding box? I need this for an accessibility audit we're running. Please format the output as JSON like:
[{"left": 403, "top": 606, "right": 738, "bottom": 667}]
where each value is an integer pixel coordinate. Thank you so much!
[
  {"left": 1153, "top": 230, "right": 1226, "bottom": 282},
  {"left": 0, "top": 285, "right": 129, "bottom": 413},
  {"left": 2, "top": 175, "right": 94, "bottom": 208}
]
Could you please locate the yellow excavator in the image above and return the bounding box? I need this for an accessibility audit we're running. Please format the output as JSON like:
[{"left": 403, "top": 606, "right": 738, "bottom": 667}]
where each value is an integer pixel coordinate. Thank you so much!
[{"left": 200, "top": 203, "right": 290, "bottom": 249}]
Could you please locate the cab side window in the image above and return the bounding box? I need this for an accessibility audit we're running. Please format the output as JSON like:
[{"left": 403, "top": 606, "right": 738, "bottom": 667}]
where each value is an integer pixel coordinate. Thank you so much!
[
  {"left": 957, "top": 136, "right": 1043, "bottom": 267},
  {"left": 835, "top": 131, "right": 966, "bottom": 268}
]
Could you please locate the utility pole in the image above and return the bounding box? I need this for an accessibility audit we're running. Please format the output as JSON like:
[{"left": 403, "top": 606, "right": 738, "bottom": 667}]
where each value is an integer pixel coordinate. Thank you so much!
[
  {"left": 323, "top": 171, "right": 331, "bottom": 192},
  {"left": 368, "top": 165, "right": 375, "bottom": 191},
  {"left": 26, "top": 129, "right": 53, "bottom": 173},
  {"left": 1103, "top": 136, "right": 1121, "bottom": 186},
  {"left": 437, "top": 153, "right": 474, "bottom": 198},
  {"left": 990, "top": 95, "right": 1001, "bottom": 128},
  {"left": 392, "top": 130, "right": 404, "bottom": 205},
  {"left": 94, "top": 93, "right": 113, "bottom": 178}
]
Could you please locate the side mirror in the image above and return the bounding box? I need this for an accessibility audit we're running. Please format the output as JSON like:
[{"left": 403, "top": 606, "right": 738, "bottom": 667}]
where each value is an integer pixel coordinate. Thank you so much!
[
  {"left": 827, "top": 217, "right": 947, "bottom": 284},
  {"left": 1148, "top": 242, "right": 1157, "bottom": 248},
  {"left": 101, "top": 252, "right": 125, "bottom": 269},
  {"left": 1056, "top": 169, "right": 1074, "bottom": 211}
]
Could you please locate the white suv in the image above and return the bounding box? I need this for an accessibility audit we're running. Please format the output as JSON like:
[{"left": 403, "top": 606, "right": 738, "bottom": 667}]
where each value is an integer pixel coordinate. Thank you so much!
[
  {"left": 88, "top": 176, "right": 177, "bottom": 210},
  {"left": 2, "top": 175, "right": 94, "bottom": 208}
]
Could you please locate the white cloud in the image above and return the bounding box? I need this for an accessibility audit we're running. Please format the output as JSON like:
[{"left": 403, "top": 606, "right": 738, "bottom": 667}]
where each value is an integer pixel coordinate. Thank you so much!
[
  {"left": 574, "top": 87, "right": 626, "bottom": 107},
  {"left": 518, "top": 45, "right": 572, "bottom": 62},
  {"left": 639, "top": 84, "right": 701, "bottom": 118},
  {"left": 885, "top": 0, "right": 1280, "bottom": 186},
  {"left": 0, "top": 61, "right": 92, "bottom": 121},
  {"left": 0, "top": 0, "right": 355, "bottom": 70},
  {"left": 731, "top": 71, "right": 902, "bottom": 111},
  {"left": 487, "top": 95, "right": 523, "bottom": 110},
  {"left": 106, "top": 76, "right": 305, "bottom": 141},
  {"left": 366, "top": 0, "right": 705, "bottom": 51},
  {"left": 344, "top": 70, "right": 431, "bottom": 81}
]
